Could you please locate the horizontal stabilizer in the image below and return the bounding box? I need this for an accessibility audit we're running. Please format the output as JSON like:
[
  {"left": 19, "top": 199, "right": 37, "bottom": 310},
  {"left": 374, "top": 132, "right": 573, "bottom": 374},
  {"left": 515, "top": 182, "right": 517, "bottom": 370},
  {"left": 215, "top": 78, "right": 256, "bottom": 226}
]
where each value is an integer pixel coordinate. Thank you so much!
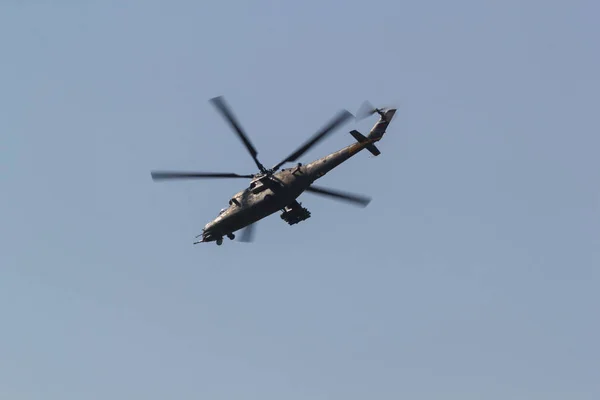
[{"left": 349, "top": 130, "right": 380, "bottom": 156}]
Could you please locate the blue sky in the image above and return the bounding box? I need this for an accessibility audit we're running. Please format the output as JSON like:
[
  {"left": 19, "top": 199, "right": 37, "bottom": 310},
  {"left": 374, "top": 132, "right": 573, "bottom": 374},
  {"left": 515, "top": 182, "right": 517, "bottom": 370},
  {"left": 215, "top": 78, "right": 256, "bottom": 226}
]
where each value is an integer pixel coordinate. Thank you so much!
[{"left": 2, "top": 1, "right": 599, "bottom": 398}]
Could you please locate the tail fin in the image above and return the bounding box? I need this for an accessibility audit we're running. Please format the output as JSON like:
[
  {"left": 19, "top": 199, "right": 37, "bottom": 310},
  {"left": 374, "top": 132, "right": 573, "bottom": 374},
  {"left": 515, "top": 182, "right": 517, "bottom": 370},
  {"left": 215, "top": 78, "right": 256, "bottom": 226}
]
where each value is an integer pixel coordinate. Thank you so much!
[
  {"left": 366, "top": 108, "right": 397, "bottom": 142},
  {"left": 349, "top": 130, "right": 381, "bottom": 156}
]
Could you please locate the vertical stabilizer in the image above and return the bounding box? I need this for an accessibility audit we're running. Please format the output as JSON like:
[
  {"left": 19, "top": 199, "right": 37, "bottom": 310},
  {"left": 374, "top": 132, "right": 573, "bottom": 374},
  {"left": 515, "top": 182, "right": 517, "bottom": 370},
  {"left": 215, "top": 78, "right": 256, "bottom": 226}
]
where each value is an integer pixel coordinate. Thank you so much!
[{"left": 366, "top": 108, "right": 396, "bottom": 142}]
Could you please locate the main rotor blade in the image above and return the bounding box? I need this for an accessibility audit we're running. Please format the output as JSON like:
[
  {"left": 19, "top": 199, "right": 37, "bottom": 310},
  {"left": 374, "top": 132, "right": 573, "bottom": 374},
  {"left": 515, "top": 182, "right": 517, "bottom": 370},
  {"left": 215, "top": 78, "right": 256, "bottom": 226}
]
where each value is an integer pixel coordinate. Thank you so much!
[
  {"left": 151, "top": 171, "right": 254, "bottom": 181},
  {"left": 210, "top": 96, "right": 266, "bottom": 172},
  {"left": 238, "top": 222, "right": 256, "bottom": 242},
  {"left": 305, "top": 185, "right": 371, "bottom": 207},
  {"left": 272, "top": 109, "right": 354, "bottom": 171}
]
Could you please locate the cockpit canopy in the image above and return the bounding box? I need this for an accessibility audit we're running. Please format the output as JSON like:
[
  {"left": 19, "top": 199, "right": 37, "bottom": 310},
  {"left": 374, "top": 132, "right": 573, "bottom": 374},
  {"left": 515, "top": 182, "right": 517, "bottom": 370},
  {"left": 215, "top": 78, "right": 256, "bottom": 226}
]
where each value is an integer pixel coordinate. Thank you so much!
[
  {"left": 228, "top": 191, "right": 244, "bottom": 206},
  {"left": 249, "top": 176, "right": 270, "bottom": 194}
]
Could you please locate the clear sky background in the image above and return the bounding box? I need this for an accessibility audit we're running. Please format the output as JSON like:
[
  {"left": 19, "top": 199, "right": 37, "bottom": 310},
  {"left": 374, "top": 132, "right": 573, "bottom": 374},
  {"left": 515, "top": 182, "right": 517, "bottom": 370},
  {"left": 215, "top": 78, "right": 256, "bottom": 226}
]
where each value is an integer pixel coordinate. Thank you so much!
[{"left": 2, "top": 1, "right": 599, "bottom": 399}]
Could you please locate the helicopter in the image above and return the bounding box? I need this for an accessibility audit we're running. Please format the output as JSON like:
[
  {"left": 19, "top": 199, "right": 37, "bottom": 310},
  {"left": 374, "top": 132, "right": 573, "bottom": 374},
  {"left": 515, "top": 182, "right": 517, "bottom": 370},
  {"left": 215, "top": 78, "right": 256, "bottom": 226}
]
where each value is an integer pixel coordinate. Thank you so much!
[{"left": 151, "top": 96, "right": 397, "bottom": 245}]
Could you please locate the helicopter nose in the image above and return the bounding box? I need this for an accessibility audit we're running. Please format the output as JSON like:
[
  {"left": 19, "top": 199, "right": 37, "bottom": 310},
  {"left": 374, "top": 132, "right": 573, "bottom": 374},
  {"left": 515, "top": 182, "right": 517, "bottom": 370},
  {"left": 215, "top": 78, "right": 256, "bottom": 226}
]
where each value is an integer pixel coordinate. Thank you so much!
[
  {"left": 203, "top": 222, "right": 216, "bottom": 236},
  {"left": 201, "top": 222, "right": 216, "bottom": 241}
]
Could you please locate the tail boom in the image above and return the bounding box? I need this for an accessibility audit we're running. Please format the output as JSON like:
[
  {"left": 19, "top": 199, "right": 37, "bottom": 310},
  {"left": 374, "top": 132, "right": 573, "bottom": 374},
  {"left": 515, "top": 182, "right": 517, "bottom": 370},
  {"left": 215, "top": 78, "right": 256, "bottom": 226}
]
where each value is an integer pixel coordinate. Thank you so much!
[{"left": 305, "top": 106, "right": 397, "bottom": 180}]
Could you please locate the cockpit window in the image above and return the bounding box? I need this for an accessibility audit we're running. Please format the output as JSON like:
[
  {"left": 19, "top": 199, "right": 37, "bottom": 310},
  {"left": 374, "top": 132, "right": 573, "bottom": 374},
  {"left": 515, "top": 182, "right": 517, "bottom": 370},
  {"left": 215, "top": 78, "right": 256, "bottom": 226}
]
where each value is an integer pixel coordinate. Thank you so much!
[{"left": 250, "top": 180, "right": 267, "bottom": 194}]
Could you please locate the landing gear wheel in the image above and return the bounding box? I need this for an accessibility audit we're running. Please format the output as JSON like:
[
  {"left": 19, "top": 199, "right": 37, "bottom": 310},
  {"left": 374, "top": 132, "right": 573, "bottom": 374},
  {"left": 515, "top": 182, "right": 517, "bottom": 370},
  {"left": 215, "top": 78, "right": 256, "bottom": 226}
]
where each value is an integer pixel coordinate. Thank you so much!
[
  {"left": 227, "top": 233, "right": 235, "bottom": 240},
  {"left": 216, "top": 238, "right": 223, "bottom": 246}
]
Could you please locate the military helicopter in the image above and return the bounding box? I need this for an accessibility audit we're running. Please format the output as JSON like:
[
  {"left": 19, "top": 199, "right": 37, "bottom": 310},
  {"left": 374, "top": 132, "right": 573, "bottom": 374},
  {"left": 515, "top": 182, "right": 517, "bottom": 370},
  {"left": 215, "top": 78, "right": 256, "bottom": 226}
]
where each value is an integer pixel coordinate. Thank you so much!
[{"left": 151, "top": 96, "right": 396, "bottom": 245}]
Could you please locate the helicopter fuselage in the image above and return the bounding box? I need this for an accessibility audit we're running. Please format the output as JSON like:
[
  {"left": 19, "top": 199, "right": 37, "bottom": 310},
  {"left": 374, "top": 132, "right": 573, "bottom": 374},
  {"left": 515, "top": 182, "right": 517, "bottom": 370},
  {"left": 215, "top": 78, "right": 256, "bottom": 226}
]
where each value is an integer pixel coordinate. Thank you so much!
[{"left": 200, "top": 108, "right": 396, "bottom": 244}]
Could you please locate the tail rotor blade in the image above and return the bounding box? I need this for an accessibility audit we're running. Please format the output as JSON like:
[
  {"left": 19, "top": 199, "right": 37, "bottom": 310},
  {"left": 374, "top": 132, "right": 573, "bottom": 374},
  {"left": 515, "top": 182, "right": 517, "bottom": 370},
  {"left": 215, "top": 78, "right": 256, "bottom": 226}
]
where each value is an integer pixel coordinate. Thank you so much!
[
  {"left": 305, "top": 185, "right": 371, "bottom": 207},
  {"left": 356, "top": 100, "right": 377, "bottom": 120},
  {"left": 356, "top": 100, "right": 395, "bottom": 120}
]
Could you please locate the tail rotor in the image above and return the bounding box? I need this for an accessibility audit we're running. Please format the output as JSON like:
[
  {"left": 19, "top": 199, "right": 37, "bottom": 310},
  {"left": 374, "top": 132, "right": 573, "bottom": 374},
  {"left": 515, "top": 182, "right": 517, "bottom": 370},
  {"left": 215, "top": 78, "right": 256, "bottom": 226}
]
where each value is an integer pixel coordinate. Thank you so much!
[{"left": 356, "top": 100, "right": 385, "bottom": 121}]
